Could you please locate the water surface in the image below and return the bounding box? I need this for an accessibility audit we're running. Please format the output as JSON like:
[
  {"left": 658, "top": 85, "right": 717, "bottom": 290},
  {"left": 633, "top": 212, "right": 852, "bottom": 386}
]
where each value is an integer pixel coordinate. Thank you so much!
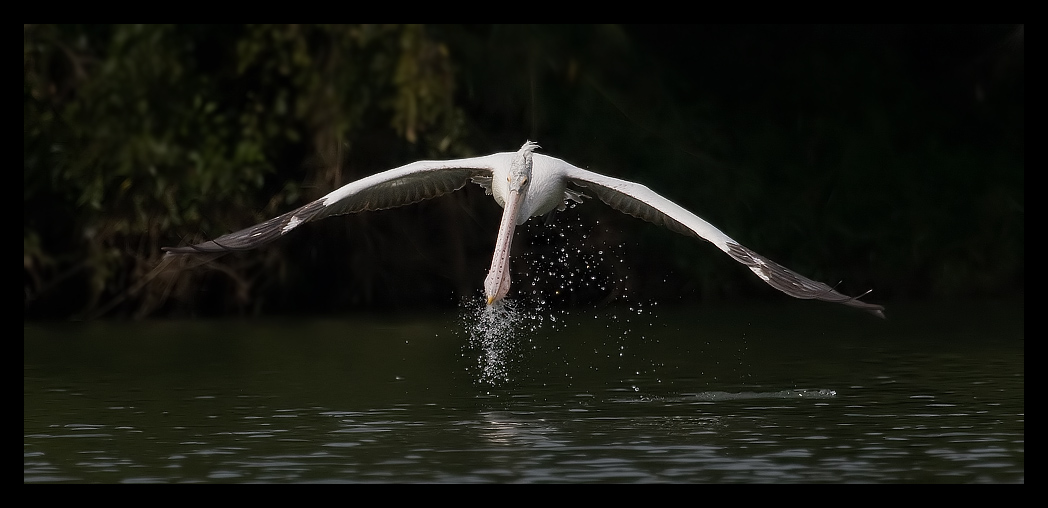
[{"left": 24, "top": 299, "right": 1024, "bottom": 483}]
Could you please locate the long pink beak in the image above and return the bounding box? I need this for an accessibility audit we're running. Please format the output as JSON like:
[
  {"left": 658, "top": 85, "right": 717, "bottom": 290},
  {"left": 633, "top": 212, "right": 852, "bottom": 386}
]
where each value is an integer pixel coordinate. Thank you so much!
[{"left": 484, "top": 189, "right": 524, "bottom": 305}]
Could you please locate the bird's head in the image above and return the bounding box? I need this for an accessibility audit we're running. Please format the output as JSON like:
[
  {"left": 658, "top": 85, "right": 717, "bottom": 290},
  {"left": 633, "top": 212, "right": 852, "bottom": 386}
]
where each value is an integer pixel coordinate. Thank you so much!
[{"left": 508, "top": 141, "right": 539, "bottom": 194}]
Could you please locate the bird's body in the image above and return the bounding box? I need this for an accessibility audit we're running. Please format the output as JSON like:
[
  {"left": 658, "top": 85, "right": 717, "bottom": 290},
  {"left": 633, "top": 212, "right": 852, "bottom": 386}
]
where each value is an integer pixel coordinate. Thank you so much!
[{"left": 165, "top": 141, "right": 884, "bottom": 317}]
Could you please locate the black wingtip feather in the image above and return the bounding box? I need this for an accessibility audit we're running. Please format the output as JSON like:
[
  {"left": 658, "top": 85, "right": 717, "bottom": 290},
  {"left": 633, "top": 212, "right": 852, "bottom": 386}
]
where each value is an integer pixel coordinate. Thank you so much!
[
  {"left": 163, "top": 200, "right": 327, "bottom": 254},
  {"left": 726, "top": 242, "right": 885, "bottom": 318}
]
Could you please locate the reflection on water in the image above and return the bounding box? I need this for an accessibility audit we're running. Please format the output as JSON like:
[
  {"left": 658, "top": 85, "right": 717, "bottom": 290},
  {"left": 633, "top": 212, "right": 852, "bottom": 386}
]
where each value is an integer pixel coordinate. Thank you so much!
[
  {"left": 25, "top": 300, "right": 1023, "bottom": 483},
  {"left": 659, "top": 388, "right": 839, "bottom": 402}
]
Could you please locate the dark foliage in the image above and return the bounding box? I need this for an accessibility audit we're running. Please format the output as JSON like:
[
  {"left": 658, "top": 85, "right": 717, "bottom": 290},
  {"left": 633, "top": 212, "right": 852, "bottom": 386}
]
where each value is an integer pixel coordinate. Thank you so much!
[{"left": 24, "top": 24, "right": 1023, "bottom": 319}]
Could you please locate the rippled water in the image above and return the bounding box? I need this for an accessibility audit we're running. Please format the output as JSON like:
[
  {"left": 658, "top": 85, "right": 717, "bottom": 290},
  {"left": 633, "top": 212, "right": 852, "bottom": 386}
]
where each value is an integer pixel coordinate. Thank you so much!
[{"left": 24, "top": 300, "right": 1023, "bottom": 483}]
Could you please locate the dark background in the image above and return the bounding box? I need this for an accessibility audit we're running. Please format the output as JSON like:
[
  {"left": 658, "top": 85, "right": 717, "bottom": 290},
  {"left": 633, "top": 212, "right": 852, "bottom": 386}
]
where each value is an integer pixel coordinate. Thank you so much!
[{"left": 24, "top": 25, "right": 1024, "bottom": 319}]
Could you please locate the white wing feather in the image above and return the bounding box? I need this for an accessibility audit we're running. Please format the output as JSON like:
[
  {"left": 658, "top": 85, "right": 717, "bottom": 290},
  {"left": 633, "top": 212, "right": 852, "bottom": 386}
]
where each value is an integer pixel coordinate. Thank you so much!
[
  {"left": 552, "top": 156, "right": 885, "bottom": 317},
  {"left": 164, "top": 154, "right": 506, "bottom": 254}
]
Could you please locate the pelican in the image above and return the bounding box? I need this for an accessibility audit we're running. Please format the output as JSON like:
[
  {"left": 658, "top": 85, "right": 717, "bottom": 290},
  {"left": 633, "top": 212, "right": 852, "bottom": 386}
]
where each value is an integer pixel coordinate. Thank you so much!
[{"left": 164, "top": 141, "right": 884, "bottom": 317}]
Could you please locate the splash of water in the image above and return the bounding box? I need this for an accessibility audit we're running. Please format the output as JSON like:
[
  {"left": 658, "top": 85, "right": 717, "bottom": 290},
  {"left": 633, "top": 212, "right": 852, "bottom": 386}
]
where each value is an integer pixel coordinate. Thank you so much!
[
  {"left": 458, "top": 298, "right": 540, "bottom": 386},
  {"left": 458, "top": 206, "right": 663, "bottom": 386}
]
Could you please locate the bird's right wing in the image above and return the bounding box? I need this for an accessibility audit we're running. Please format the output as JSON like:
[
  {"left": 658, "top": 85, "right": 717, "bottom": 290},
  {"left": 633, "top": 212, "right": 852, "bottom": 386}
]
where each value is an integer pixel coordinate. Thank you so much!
[
  {"left": 164, "top": 153, "right": 508, "bottom": 254},
  {"left": 555, "top": 158, "right": 885, "bottom": 318}
]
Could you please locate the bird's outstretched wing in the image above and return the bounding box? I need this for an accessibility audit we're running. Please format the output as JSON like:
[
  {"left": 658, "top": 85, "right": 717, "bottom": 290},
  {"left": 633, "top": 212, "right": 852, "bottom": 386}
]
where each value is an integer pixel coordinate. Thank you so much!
[
  {"left": 554, "top": 158, "right": 885, "bottom": 318},
  {"left": 163, "top": 154, "right": 506, "bottom": 254}
]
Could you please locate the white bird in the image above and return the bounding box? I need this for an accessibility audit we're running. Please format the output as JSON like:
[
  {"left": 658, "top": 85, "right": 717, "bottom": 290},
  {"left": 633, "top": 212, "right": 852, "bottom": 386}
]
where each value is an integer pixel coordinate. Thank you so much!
[{"left": 165, "top": 141, "right": 884, "bottom": 317}]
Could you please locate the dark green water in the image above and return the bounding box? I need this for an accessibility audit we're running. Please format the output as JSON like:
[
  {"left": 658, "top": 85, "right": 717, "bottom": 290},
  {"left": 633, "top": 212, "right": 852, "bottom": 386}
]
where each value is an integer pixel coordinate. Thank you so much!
[{"left": 24, "top": 299, "right": 1023, "bottom": 483}]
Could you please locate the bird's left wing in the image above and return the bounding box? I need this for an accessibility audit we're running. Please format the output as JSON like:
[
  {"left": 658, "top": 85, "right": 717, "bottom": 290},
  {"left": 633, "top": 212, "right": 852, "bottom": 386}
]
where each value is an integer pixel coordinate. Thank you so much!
[
  {"left": 164, "top": 154, "right": 506, "bottom": 254},
  {"left": 556, "top": 159, "right": 885, "bottom": 317}
]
